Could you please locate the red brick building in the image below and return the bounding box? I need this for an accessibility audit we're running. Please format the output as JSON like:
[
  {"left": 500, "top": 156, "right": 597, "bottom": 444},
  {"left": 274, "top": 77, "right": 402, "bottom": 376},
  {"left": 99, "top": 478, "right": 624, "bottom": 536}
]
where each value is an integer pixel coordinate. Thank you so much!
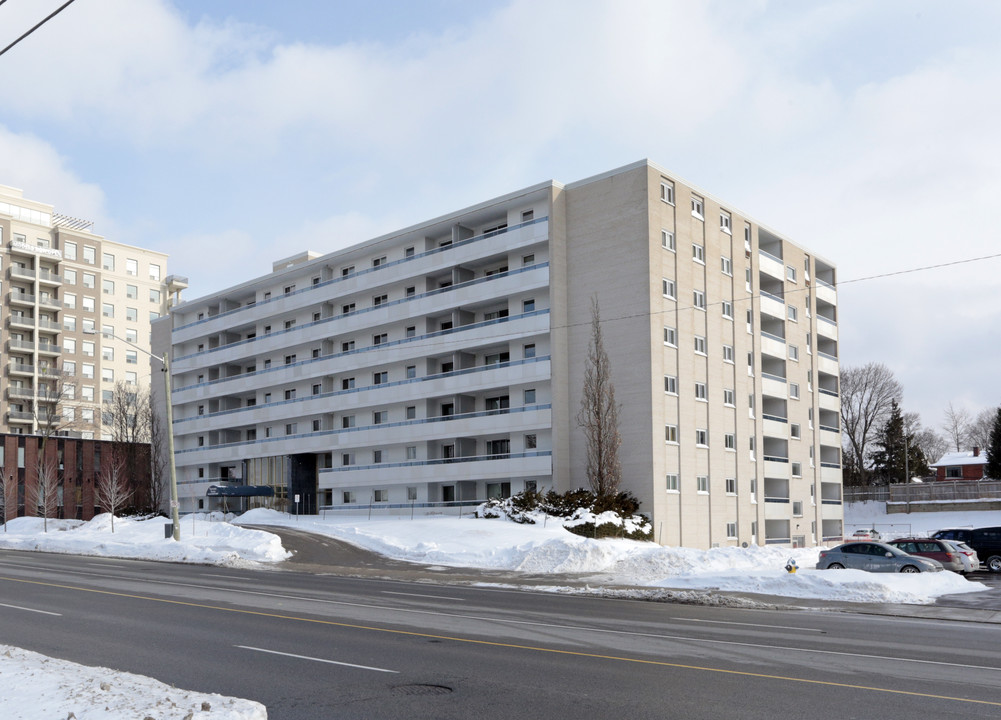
[
  {"left": 0, "top": 434, "right": 151, "bottom": 521},
  {"left": 930, "top": 448, "right": 988, "bottom": 482}
]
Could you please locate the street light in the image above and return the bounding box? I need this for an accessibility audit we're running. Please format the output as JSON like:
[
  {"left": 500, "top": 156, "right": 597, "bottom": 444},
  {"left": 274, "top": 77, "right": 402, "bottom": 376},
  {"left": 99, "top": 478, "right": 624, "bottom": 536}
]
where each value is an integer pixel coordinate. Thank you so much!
[{"left": 84, "top": 329, "right": 180, "bottom": 540}]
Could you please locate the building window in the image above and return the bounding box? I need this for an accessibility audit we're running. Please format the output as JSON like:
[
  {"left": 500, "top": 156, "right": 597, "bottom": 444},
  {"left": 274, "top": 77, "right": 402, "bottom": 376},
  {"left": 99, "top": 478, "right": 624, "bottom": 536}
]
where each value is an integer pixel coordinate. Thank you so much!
[
  {"left": 721, "top": 256, "right": 732, "bottom": 276},
  {"left": 102, "top": 253, "right": 115, "bottom": 270},
  {"left": 149, "top": 263, "right": 161, "bottom": 281},
  {"left": 726, "top": 477, "right": 737, "bottom": 494},
  {"left": 64, "top": 293, "right": 77, "bottom": 309},
  {"left": 666, "top": 474, "right": 679, "bottom": 492},
  {"left": 660, "top": 180, "right": 675, "bottom": 204},
  {"left": 342, "top": 303, "right": 355, "bottom": 314},
  {"left": 125, "top": 258, "right": 137, "bottom": 276},
  {"left": 720, "top": 211, "right": 731, "bottom": 233},
  {"left": 661, "top": 230, "right": 675, "bottom": 251},
  {"left": 722, "top": 301, "right": 733, "bottom": 319},
  {"left": 524, "top": 343, "right": 536, "bottom": 359},
  {"left": 285, "top": 354, "right": 296, "bottom": 365},
  {"left": 406, "top": 406, "right": 416, "bottom": 420},
  {"left": 786, "top": 265, "right": 796, "bottom": 282},
  {"left": 373, "top": 294, "right": 387, "bottom": 306},
  {"left": 790, "top": 383, "right": 800, "bottom": 400},
  {"left": 665, "top": 425, "right": 678, "bottom": 443},
  {"left": 793, "top": 500, "right": 804, "bottom": 516},
  {"left": 83, "top": 245, "right": 96, "bottom": 264},
  {"left": 697, "top": 475, "right": 709, "bottom": 493},
  {"left": 726, "top": 522, "right": 737, "bottom": 538},
  {"left": 696, "top": 429, "right": 708, "bottom": 446},
  {"left": 372, "top": 256, "right": 386, "bottom": 268},
  {"left": 406, "top": 326, "right": 416, "bottom": 338},
  {"left": 724, "top": 433, "right": 736, "bottom": 450},
  {"left": 342, "top": 341, "right": 355, "bottom": 352},
  {"left": 285, "top": 423, "right": 298, "bottom": 435},
  {"left": 723, "top": 345, "right": 734, "bottom": 363},
  {"left": 693, "top": 290, "right": 706, "bottom": 309},
  {"left": 342, "top": 454, "right": 355, "bottom": 467},
  {"left": 373, "top": 452, "right": 383, "bottom": 465},
  {"left": 373, "top": 333, "right": 387, "bottom": 345},
  {"left": 284, "top": 388, "right": 296, "bottom": 400},
  {"left": 946, "top": 466, "right": 963, "bottom": 479},
  {"left": 791, "top": 423, "right": 802, "bottom": 439},
  {"left": 405, "top": 365, "right": 416, "bottom": 379},
  {"left": 523, "top": 298, "right": 535, "bottom": 313},
  {"left": 664, "top": 375, "right": 677, "bottom": 394},
  {"left": 64, "top": 242, "right": 77, "bottom": 260},
  {"left": 691, "top": 195, "right": 704, "bottom": 219},
  {"left": 525, "top": 434, "right": 537, "bottom": 450},
  {"left": 695, "top": 382, "right": 707, "bottom": 400},
  {"left": 312, "top": 383, "right": 322, "bottom": 396},
  {"left": 82, "top": 363, "right": 95, "bottom": 379},
  {"left": 102, "top": 303, "right": 114, "bottom": 318},
  {"left": 694, "top": 336, "right": 706, "bottom": 355},
  {"left": 406, "top": 446, "right": 417, "bottom": 460},
  {"left": 789, "top": 345, "right": 799, "bottom": 361},
  {"left": 692, "top": 244, "right": 705, "bottom": 264},
  {"left": 792, "top": 463, "right": 803, "bottom": 478},
  {"left": 405, "top": 246, "right": 415, "bottom": 258},
  {"left": 723, "top": 388, "right": 735, "bottom": 406},
  {"left": 341, "top": 415, "right": 355, "bottom": 429},
  {"left": 405, "top": 286, "right": 416, "bottom": 297},
  {"left": 663, "top": 326, "right": 677, "bottom": 346},
  {"left": 341, "top": 266, "right": 354, "bottom": 277},
  {"left": 522, "top": 253, "right": 535, "bottom": 266},
  {"left": 662, "top": 279, "right": 676, "bottom": 299},
  {"left": 102, "top": 279, "right": 114, "bottom": 294},
  {"left": 150, "top": 289, "right": 161, "bottom": 304},
  {"left": 523, "top": 389, "right": 536, "bottom": 404},
  {"left": 126, "top": 307, "right": 138, "bottom": 321},
  {"left": 373, "top": 371, "right": 388, "bottom": 385},
  {"left": 373, "top": 410, "right": 388, "bottom": 425},
  {"left": 788, "top": 305, "right": 798, "bottom": 322}
]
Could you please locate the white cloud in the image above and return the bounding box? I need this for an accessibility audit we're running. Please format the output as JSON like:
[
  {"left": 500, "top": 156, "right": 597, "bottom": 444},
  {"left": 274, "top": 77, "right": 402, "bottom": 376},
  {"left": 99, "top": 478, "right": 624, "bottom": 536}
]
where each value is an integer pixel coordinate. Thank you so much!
[{"left": 0, "top": 126, "right": 106, "bottom": 224}]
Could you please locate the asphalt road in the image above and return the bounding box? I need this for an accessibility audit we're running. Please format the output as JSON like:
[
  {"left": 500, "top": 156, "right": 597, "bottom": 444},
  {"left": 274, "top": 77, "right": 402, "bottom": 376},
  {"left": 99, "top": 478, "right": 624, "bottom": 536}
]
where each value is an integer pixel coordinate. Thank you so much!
[{"left": 2, "top": 546, "right": 1001, "bottom": 719}]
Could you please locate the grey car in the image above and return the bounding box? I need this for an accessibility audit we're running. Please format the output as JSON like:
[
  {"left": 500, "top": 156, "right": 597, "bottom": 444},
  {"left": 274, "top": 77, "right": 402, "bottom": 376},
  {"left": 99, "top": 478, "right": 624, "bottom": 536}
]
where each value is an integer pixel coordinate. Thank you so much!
[{"left": 816, "top": 541, "right": 944, "bottom": 573}]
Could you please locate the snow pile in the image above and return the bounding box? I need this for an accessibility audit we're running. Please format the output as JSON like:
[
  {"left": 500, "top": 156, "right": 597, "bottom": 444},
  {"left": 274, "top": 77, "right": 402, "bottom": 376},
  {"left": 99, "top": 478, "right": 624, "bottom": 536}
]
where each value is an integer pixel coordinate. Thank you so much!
[
  {"left": 0, "top": 645, "right": 266, "bottom": 720},
  {"left": 234, "top": 508, "right": 987, "bottom": 604},
  {"left": 0, "top": 514, "right": 289, "bottom": 566}
]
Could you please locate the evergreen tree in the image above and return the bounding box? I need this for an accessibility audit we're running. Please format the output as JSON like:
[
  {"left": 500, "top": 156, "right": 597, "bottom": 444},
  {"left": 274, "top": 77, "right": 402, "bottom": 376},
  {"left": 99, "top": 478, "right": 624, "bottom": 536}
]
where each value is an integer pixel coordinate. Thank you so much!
[
  {"left": 870, "top": 400, "right": 929, "bottom": 483},
  {"left": 986, "top": 408, "right": 1001, "bottom": 480}
]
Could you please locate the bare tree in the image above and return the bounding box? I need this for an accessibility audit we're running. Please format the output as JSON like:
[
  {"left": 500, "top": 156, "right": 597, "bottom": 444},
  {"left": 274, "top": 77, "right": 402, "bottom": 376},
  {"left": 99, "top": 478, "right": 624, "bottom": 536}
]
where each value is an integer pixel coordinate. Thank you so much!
[
  {"left": 95, "top": 458, "right": 133, "bottom": 532},
  {"left": 942, "top": 402, "right": 972, "bottom": 451},
  {"left": 903, "top": 412, "right": 948, "bottom": 473},
  {"left": 969, "top": 407, "right": 998, "bottom": 452},
  {"left": 34, "top": 454, "right": 61, "bottom": 533},
  {"left": 148, "top": 388, "right": 168, "bottom": 514},
  {"left": 105, "top": 382, "right": 155, "bottom": 512},
  {"left": 0, "top": 472, "right": 12, "bottom": 532},
  {"left": 840, "top": 363, "right": 903, "bottom": 486},
  {"left": 576, "top": 297, "right": 622, "bottom": 498}
]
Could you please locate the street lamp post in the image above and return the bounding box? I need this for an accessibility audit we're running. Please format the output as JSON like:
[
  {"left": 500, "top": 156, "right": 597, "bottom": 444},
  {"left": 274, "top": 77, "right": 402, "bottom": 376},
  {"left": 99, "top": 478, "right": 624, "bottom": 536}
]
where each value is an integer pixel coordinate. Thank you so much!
[{"left": 85, "top": 329, "right": 180, "bottom": 540}]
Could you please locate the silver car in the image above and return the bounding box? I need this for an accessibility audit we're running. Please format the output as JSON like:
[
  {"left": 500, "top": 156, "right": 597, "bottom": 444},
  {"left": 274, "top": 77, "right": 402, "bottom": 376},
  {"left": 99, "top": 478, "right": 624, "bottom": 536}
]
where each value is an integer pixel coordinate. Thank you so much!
[
  {"left": 945, "top": 540, "right": 981, "bottom": 573},
  {"left": 816, "top": 541, "right": 944, "bottom": 573}
]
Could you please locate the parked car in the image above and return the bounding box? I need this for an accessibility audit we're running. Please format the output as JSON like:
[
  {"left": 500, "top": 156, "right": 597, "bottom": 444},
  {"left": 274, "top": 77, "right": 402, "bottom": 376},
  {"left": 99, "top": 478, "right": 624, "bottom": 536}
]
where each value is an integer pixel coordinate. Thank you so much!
[
  {"left": 931, "top": 527, "right": 1001, "bottom": 572},
  {"left": 816, "top": 541, "right": 944, "bottom": 573},
  {"left": 851, "top": 529, "right": 881, "bottom": 540},
  {"left": 886, "top": 538, "right": 964, "bottom": 573},
  {"left": 945, "top": 540, "right": 981, "bottom": 573}
]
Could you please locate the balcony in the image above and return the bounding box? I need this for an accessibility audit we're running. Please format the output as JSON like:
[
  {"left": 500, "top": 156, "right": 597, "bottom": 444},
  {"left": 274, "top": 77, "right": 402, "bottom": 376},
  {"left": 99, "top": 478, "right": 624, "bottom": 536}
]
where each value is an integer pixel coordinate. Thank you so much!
[
  {"left": 37, "top": 295, "right": 61, "bottom": 310},
  {"left": 9, "top": 362, "right": 35, "bottom": 376},
  {"left": 7, "top": 314, "right": 34, "bottom": 330},
  {"left": 6, "top": 387, "right": 35, "bottom": 400},
  {"left": 9, "top": 292, "right": 36, "bottom": 306},
  {"left": 9, "top": 266, "right": 35, "bottom": 281},
  {"left": 7, "top": 339, "right": 35, "bottom": 353},
  {"left": 758, "top": 249, "right": 784, "bottom": 280},
  {"left": 817, "top": 352, "right": 839, "bottom": 375},
  {"left": 760, "top": 332, "right": 786, "bottom": 359},
  {"left": 7, "top": 411, "right": 34, "bottom": 423},
  {"left": 759, "top": 291, "right": 785, "bottom": 319},
  {"left": 816, "top": 314, "right": 838, "bottom": 340},
  {"left": 814, "top": 276, "right": 836, "bottom": 305},
  {"left": 37, "top": 317, "right": 61, "bottom": 332},
  {"left": 36, "top": 342, "right": 62, "bottom": 356},
  {"left": 761, "top": 373, "right": 787, "bottom": 399},
  {"left": 37, "top": 268, "right": 63, "bottom": 285}
]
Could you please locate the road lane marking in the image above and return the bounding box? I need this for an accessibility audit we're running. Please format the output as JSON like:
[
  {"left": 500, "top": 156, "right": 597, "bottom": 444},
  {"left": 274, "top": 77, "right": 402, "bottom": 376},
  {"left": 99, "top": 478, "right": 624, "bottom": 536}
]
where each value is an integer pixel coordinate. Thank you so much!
[
  {"left": 236, "top": 645, "right": 397, "bottom": 673},
  {"left": 670, "top": 617, "right": 826, "bottom": 633},
  {"left": 202, "top": 574, "right": 255, "bottom": 580},
  {"left": 0, "top": 601, "right": 61, "bottom": 616},
  {"left": 381, "top": 591, "right": 465, "bottom": 601},
  {"left": 1, "top": 575, "right": 1000, "bottom": 708},
  {"left": 0, "top": 572, "right": 994, "bottom": 674}
]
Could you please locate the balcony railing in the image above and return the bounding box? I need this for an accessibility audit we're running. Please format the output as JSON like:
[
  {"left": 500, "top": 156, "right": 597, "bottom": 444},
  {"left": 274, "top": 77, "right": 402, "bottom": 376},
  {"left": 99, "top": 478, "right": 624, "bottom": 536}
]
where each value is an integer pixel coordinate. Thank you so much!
[
  {"left": 763, "top": 455, "right": 789, "bottom": 463},
  {"left": 818, "top": 351, "right": 838, "bottom": 361},
  {"left": 819, "top": 388, "right": 838, "bottom": 397},
  {"left": 764, "top": 496, "right": 790, "bottom": 503},
  {"left": 820, "top": 462, "right": 841, "bottom": 469},
  {"left": 819, "top": 424, "right": 840, "bottom": 433},
  {"left": 761, "top": 331, "right": 785, "bottom": 343},
  {"left": 762, "top": 413, "right": 787, "bottom": 423},
  {"left": 759, "top": 248, "right": 783, "bottom": 264},
  {"left": 761, "top": 372, "right": 787, "bottom": 383},
  {"left": 760, "top": 289, "right": 784, "bottom": 303},
  {"left": 817, "top": 314, "right": 837, "bottom": 326}
]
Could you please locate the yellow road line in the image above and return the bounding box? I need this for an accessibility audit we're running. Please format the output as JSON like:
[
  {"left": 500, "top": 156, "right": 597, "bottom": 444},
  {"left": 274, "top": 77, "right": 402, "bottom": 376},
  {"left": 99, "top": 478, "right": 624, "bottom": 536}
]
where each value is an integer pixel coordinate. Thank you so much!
[{"left": 3, "top": 575, "right": 999, "bottom": 707}]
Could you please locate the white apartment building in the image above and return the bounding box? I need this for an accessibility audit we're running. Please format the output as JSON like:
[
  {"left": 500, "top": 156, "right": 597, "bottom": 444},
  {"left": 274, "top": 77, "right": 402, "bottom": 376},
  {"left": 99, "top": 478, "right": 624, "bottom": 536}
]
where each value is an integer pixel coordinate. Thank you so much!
[
  {"left": 0, "top": 184, "right": 183, "bottom": 439},
  {"left": 156, "top": 160, "right": 843, "bottom": 549}
]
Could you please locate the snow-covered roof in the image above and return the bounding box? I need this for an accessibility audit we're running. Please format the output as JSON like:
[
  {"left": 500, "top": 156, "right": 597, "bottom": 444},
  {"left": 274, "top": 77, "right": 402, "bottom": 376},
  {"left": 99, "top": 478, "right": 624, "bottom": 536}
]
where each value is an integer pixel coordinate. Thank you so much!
[{"left": 930, "top": 450, "right": 988, "bottom": 468}]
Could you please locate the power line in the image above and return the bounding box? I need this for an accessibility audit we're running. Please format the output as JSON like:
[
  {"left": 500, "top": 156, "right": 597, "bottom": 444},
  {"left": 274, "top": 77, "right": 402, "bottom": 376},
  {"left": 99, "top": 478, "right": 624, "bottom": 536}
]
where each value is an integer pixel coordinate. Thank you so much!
[
  {"left": 837, "top": 252, "right": 1001, "bottom": 286},
  {"left": 0, "top": 0, "right": 78, "bottom": 59}
]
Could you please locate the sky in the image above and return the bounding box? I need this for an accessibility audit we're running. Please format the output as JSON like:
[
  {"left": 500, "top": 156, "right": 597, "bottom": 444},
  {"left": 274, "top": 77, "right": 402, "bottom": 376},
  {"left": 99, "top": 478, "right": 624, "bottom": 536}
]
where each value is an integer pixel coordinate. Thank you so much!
[{"left": 0, "top": 0, "right": 998, "bottom": 429}]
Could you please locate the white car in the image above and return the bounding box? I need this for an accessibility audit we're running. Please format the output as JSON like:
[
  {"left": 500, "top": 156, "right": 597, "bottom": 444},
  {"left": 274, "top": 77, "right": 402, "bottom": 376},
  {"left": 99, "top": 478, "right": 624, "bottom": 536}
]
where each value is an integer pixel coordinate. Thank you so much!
[
  {"left": 852, "top": 529, "right": 881, "bottom": 541},
  {"left": 945, "top": 540, "right": 981, "bottom": 573}
]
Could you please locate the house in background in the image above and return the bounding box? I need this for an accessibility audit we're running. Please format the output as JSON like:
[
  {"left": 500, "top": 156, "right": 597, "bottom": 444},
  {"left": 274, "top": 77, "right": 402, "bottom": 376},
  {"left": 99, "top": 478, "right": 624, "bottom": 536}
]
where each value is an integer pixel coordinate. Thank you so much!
[{"left": 931, "top": 448, "right": 988, "bottom": 481}]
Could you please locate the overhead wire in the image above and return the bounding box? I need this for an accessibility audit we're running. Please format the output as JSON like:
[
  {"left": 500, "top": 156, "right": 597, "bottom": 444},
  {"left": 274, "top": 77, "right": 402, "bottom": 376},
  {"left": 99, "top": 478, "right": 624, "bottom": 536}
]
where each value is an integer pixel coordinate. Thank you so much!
[{"left": 0, "top": 0, "right": 78, "bottom": 59}]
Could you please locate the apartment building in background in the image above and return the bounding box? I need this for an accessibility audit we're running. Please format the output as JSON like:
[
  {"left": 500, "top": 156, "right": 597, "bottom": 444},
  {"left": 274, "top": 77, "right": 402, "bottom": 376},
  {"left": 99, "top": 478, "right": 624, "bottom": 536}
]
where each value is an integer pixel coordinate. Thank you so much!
[
  {"left": 0, "top": 184, "right": 184, "bottom": 441},
  {"left": 155, "top": 160, "right": 843, "bottom": 549}
]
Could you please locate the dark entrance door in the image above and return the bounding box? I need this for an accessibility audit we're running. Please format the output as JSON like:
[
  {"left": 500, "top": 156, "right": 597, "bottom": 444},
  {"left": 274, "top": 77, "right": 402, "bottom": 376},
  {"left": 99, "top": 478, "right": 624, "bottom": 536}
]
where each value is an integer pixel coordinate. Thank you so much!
[{"left": 288, "top": 454, "right": 318, "bottom": 515}]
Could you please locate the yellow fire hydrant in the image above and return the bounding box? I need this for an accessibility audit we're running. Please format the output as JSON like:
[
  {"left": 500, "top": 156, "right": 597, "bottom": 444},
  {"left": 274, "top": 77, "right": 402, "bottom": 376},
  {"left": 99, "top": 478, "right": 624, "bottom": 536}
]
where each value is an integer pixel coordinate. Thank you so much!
[{"left": 785, "top": 558, "right": 798, "bottom": 574}]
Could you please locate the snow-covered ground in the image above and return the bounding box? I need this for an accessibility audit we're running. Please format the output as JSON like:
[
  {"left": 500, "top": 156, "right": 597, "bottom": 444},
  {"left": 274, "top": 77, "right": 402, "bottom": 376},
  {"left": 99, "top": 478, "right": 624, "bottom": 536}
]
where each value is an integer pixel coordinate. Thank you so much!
[{"left": 1, "top": 502, "right": 997, "bottom": 719}]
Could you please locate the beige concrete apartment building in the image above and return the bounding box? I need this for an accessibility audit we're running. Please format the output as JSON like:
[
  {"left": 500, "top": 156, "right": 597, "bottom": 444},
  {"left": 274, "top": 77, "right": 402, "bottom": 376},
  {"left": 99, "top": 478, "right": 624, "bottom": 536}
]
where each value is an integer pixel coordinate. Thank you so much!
[
  {"left": 160, "top": 160, "right": 842, "bottom": 549},
  {"left": 0, "top": 184, "right": 183, "bottom": 440}
]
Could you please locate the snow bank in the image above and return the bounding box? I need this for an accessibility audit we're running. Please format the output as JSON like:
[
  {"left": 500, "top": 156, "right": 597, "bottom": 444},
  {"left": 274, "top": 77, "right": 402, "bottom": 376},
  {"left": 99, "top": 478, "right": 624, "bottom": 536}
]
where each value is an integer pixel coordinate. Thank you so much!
[{"left": 0, "top": 645, "right": 265, "bottom": 720}]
